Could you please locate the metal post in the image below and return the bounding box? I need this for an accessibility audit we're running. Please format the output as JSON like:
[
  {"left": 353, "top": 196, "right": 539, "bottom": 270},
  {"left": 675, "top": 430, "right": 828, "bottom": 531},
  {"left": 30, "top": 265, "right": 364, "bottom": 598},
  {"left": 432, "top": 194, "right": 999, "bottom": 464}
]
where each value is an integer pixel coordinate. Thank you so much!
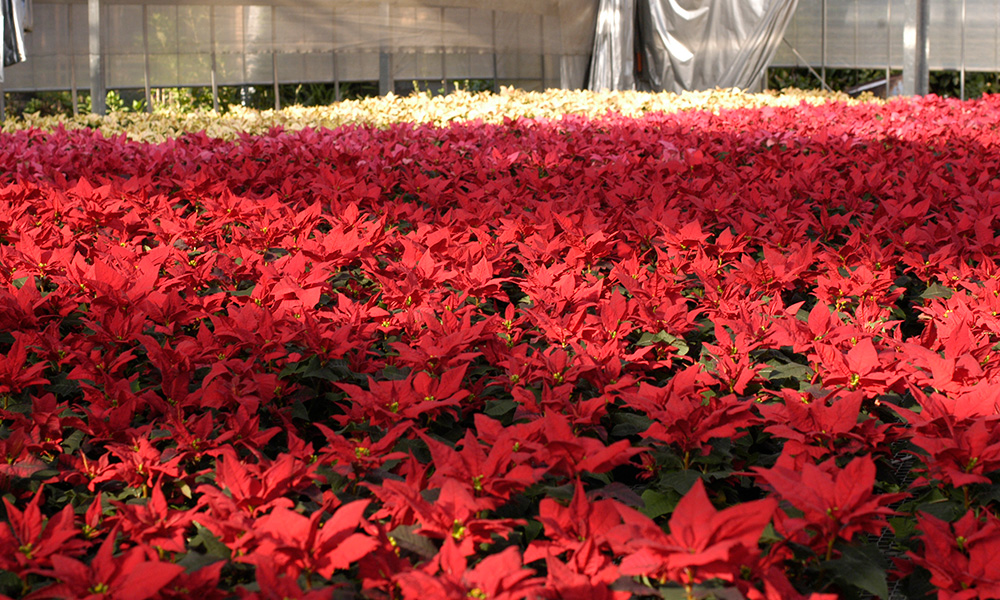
[
  {"left": 271, "top": 6, "right": 280, "bottom": 110},
  {"left": 902, "top": 0, "right": 929, "bottom": 96},
  {"left": 333, "top": 62, "right": 342, "bottom": 102},
  {"left": 781, "top": 39, "right": 833, "bottom": 92},
  {"left": 142, "top": 5, "right": 152, "bottom": 113},
  {"left": 821, "top": 0, "right": 827, "bottom": 88},
  {"left": 440, "top": 7, "right": 447, "bottom": 93},
  {"left": 88, "top": 0, "right": 106, "bottom": 114},
  {"left": 210, "top": 6, "right": 219, "bottom": 111},
  {"left": 378, "top": 2, "right": 392, "bottom": 95},
  {"left": 854, "top": 0, "right": 859, "bottom": 72},
  {"left": 240, "top": 7, "right": 247, "bottom": 106},
  {"left": 0, "top": 82, "right": 5, "bottom": 123},
  {"left": 886, "top": 0, "right": 892, "bottom": 97},
  {"left": 492, "top": 10, "right": 499, "bottom": 93},
  {"left": 333, "top": 6, "right": 340, "bottom": 102},
  {"left": 960, "top": 0, "right": 966, "bottom": 100},
  {"left": 539, "top": 13, "right": 545, "bottom": 90},
  {"left": 69, "top": 4, "right": 79, "bottom": 116},
  {"left": 334, "top": 53, "right": 341, "bottom": 102}
]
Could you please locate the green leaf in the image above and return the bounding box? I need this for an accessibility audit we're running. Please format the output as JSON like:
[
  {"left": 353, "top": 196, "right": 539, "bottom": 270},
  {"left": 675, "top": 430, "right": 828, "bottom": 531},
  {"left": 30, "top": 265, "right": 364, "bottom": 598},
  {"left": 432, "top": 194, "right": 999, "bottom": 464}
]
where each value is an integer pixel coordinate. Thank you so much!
[
  {"left": 523, "top": 519, "right": 544, "bottom": 543},
  {"left": 47, "top": 371, "right": 82, "bottom": 399},
  {"left": 227, "top": 285, "right": 256, "bottom": 297},
  {"left": 484, "top": 399, "right": 517, "bottom": 418},
  {"left": 150, "top": 428, "right": 171, "bottom": 441},
  {"left": 279, "top": 357, "right": 311, "bottom": 378},
  {"left": 326, "top": 359, "right": 359, "bottom": 381},
  {"left": 191, "top": 521, "right": 232, "bottom": 559},
  {"left": 636, "top": 331, "right": 660, "bottom": 346},
  {"left": 3, "top": 398, "right": 32, "bottom": 415},
  {"left": 889, "top": 305, "right": 908, "bottom": 320},
  {"left": 658, "top": 469, "right": 702, "bottom": 495},
  {"left": 31, "top": 469, "right": 60, "bottom": 481},
  {"left": 389, "top": 524, "right": 438, "bottom": 559},
  {"left": 636, "top": 330, "right": 689, "bottom": 355},
  {"left": 759, "top": 522, "right": 782, "bottom": 545},
  {"left": 977, "top": 481, "right": 1000, "bottom": 507},
  {"left": 760, "top": 361, "right": 813, "bottom": 383},
  {"left": 658, "top": 584, "right": 745, "bottom": 600},
  {"left": 11, "top": 277, "right": 27, "bottom": 289},
  {"left": 476, "top": 384, "right": 510, "bottom": 400},
  {"left": 0, "top": 570, "right": 22, "bottom": 596},
  {"left": 915, "top": 499, "right": 963, "bottom": 522},
  {"left": 536, "top": 483, "right": 574, "bottom": 502},
  {"left": 61, "top": 429, "right": 86, "bottom": 454},
  {"left": 920, "top": 282, "right": 953, "bottom": 300},
  {"left": 888, "top": 516, "right": 916, "bottom": 541},
  {"left": 825, "top": 542, "right": 888, "bottom": 599},
  {"left": 281, "top": 356, "right": 362, "bottom": 384},
  {"left": 658, "top": 588, "right": 692, "bottom": 600},
  {"left": 639, "top": 489, "right": 679, "bottom": 519},
  {"left": 610, "top": 412, "right": 653, "bottom": 437},
  {"left": 177, "top": 551, "right": 223, "bottom": 573},
  {"left": 291, "top": 400, "right": 309, "bottom": 421},
  {"left": 380, "top": 364, "right": 410, "bottom": 381}
]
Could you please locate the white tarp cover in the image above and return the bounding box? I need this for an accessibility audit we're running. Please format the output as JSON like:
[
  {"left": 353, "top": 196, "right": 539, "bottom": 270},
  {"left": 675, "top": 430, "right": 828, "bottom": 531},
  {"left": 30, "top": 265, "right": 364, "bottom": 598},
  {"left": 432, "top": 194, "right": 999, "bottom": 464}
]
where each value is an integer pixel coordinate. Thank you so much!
[
  {"left": 588, "top": 0, "right": 635, "bottom": 90},
  {"left": 1, "top": 0, "right": 28, "bottom": 82},
  {"left": 589, "top": 0, "right": 798, "bottom": 92}
]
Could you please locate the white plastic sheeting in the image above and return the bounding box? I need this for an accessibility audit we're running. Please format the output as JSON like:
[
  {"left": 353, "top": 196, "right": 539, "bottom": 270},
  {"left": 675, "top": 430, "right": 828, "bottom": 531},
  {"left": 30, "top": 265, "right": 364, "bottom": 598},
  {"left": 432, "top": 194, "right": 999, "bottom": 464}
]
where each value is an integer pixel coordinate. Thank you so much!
[
  {"left": 588, "top": 0, "right": 634, "bottom": 90},
  {"left": 637, "top": 0, "right": 798, "bottom": 92},
  {"left": 589, "top": 0, "right": 797, "bottom": 92},
  {"left": 1, "top": 0, "right": 28, "bottom": 82}
]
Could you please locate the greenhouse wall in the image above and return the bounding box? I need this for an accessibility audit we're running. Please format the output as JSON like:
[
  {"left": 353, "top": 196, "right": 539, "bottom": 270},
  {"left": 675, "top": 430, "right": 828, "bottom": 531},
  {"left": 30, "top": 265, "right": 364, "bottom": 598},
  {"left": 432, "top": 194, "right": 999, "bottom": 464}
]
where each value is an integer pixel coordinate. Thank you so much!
[
  {"left": 773, "top": 0, "right": 1000, "bottom": 72},
  {"left": 1, "top": 0, "right": 997, "bottom": 95},
  {"left": 0, "top": 0, "right": 598, "bottom": 93}
]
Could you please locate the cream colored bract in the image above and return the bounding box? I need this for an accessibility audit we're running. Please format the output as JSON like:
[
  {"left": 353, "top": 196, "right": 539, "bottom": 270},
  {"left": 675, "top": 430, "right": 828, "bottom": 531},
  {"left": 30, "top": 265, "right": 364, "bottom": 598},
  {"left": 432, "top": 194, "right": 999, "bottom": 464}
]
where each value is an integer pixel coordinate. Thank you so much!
[{"left": 1, "top": 87, "right": 876, "bottom": 142}]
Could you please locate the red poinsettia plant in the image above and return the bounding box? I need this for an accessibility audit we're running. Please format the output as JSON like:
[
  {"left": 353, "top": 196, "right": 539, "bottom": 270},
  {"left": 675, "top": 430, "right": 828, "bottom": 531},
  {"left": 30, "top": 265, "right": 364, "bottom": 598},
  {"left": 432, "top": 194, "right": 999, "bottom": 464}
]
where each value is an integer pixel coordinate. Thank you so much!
[{"left": 1, "top": 93, "right": 1000, "bottom": 598}]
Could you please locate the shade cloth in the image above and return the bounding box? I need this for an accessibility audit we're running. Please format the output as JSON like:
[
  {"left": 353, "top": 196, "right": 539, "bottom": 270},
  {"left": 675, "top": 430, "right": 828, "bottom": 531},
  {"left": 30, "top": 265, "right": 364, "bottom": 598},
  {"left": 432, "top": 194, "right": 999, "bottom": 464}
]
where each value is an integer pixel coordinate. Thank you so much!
[{"left": 589, "top": 0, "right": 798, "bottom": 92}]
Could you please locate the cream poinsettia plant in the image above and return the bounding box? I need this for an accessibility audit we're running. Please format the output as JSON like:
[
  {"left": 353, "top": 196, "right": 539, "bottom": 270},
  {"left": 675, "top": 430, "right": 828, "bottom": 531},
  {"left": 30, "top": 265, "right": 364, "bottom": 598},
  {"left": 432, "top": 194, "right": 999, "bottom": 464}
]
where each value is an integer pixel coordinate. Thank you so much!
[{"left": 1, "top": 87, "right": 875, "bottom": 142}]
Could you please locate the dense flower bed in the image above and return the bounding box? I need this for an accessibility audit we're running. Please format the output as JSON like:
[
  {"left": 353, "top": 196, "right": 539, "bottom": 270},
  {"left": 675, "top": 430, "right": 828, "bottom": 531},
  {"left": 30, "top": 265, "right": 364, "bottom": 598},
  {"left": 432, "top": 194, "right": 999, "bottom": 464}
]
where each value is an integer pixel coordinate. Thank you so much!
[
  {"left": 1, "top": 93, "right": 1000, "bottom": 599},
  {"left": 1, "top": 87, "right": 870, "bottom": 142}
]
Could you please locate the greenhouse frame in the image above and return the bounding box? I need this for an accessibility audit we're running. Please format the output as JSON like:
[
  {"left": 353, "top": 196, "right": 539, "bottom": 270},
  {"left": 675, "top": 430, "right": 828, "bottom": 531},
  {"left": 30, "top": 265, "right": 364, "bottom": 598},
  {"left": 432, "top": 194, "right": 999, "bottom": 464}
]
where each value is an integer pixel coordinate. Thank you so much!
[{"left": 0, "top": 0, "right": 997, "bottom": 115}]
